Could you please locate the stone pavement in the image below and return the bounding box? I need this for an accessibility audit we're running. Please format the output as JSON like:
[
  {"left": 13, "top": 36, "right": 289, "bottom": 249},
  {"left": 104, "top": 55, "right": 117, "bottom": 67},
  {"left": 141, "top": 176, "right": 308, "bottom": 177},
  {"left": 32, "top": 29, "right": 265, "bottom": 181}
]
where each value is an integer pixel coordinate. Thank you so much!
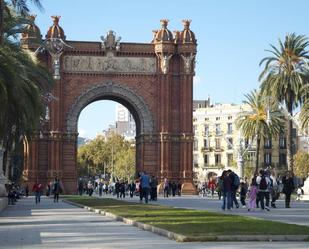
[
  {"left": 119, "top": 194, "right": 309, "bottom": 227},
  {"left": 0, "top": 196, "right": 309, "bottom": 249}
]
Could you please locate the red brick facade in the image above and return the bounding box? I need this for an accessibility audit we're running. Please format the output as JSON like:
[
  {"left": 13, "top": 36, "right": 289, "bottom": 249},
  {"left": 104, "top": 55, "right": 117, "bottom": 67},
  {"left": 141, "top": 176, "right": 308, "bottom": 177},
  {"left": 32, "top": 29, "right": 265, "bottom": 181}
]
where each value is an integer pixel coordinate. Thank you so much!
[{"left": 22, "top": 18, "right": 197, "bottom": 194}]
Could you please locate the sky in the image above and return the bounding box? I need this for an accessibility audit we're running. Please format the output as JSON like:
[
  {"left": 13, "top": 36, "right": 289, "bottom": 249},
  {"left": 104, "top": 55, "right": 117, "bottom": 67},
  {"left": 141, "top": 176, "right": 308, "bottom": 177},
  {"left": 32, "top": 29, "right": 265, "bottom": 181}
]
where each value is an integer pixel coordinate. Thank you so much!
[{"left": 30, "top": 0, "right": 309, "bottom": 138}]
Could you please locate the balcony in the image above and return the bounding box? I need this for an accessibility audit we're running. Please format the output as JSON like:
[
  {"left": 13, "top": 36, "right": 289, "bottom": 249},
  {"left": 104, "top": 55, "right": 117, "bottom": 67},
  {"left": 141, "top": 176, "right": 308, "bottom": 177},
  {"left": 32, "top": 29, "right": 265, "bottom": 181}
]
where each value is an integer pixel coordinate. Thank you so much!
[{"left": 201, "top": 146, "right": 212, "bottom": 152}]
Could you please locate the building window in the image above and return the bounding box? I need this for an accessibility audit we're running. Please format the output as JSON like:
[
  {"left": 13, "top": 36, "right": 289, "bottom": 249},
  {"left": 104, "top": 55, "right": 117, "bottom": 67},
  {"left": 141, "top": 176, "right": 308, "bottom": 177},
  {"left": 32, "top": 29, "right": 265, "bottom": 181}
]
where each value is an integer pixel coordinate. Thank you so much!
[
  {"left": 264, "top": 138, "right": 272, "bottom": 149},
  {"left": 215, "top": 124, "right": 221, "bottom": 135},
  {"left": 279, "top": 137, "right": 286, "bottom": 149},
  {"left": 205, "top": 118, "right": 209, "bottom": 121},
  {"left": 215, "top": 138, "right": 221, "bottom": 149},
  {"left": 216, "top": 117, "right": 220, "bottom": 121},
  {"left": 204, "top": 125, "right": 209, "bottom": 136},
  {"left": 227, "top": 153, "right": 233, "bottom": 166},
  {"left": 227, "top": 138, "right": 233, "bottom": 150},
  {"left": 227, "top": 123, "right": 233, "bottom": 134},
  {"left": 264, "top": 153, "right": 272, "bottom": 165},
  {"left": 194, "top": 139, "right": 198, "bottom": 151},
  {"left": 215, "top": 154, "right": 221, "bottom": 165},
  {"left": 204, "top": 154, "right": 209, "bottom": 165},
  {"left": 279, "top": 153, "right": 287, "bottom": 166},
  {"left": 204, "top": 138, "right": 210, "bottom": 149}
]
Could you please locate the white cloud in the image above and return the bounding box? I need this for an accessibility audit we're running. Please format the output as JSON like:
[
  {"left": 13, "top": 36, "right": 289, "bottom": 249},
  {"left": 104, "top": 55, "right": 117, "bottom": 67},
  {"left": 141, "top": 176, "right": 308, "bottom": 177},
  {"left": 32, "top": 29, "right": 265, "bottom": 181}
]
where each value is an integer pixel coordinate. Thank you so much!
[{"left": 194, "top": 75, "right": 201, "bottom": 85}]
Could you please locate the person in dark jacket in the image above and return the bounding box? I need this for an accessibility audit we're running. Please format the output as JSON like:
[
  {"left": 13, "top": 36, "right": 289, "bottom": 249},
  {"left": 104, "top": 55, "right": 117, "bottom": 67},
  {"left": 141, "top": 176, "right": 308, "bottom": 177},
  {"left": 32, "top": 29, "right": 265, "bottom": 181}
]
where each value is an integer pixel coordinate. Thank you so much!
[
  {"left": 219, "top": 170, "right": 232, "bottom": 210},
  {"left": 282, "top": 171, "right": 295, "bottom": 208}
]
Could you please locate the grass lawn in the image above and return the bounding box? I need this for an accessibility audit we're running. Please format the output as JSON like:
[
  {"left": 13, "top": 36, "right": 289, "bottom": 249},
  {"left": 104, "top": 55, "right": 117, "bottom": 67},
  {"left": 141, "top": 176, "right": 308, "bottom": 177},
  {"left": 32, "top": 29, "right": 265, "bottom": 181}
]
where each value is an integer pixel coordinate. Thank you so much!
[{"left": 63, "top": 195, "right": 309, "bottom": 237}]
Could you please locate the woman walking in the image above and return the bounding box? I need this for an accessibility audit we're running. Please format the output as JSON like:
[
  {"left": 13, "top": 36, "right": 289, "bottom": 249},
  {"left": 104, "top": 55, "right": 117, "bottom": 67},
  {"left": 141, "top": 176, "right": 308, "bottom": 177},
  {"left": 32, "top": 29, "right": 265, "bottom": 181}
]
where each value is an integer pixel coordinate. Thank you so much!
[{"left": 282, "top": 171, "right": 295, "bottom": 208}]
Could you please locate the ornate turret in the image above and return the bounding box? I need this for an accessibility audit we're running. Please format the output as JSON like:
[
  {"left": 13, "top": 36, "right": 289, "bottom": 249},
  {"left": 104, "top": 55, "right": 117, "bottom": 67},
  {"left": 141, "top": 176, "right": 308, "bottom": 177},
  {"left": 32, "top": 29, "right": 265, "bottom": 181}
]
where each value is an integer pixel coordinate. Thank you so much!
[
  {"left": 20, "top": 15, "right": 42, "bottom": 49},
  {"left": 153, "top": 20, "right": 176, "bottom": 74},
  {"left": 153, "top": 19, "right": 174, "bottom": 43},
  {"left": 179, "top": 19, "right": 196, "bottom": 44},
  {"left": 46, "top": 16, "right": 66, "bottom": 39}
]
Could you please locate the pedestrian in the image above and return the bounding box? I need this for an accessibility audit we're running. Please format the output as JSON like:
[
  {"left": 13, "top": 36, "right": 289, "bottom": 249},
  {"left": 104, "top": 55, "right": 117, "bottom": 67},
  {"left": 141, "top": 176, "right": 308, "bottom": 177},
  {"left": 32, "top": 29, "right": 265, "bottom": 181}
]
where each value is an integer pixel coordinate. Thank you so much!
[
  {"left": 227, "top": 170, "right": 240, "bottom": 208},
  {"left": 282, "top": 171, "right": 295, "bottom": 208},
  {"left": 239, "top": 182, "right": 247, "bottom": 208},
  {"left": 208, "top": 177, "right": 217, "bottom": 198},
  {"left": 32, "top": 182, "right": 43, "bottom": 204},
  {"left": 219, "top": 170, "right": 232, "bottom": 211},
  {"left": 269, "top": 170, "right": 279, "bottom": 208},
  {"left": 25, "top": 185, "right": 29, "bottom": 197},
  {"left": 128, "top": 181, "right": 136, "bottom": 198},
  {"left": 140, "top": 171, "right": 150, "bottom": 203},
  {"left": 87, "top": 181, "right": 94, "bottom": 196},
  {"left": 115, "top": 181, "right": 120, "bottom": 198},
  {"left": 52, "top": 178, "right": 62, "bottom": 203},
  {"left": 98, "top": 179, "right": 103, "bottom": 197},
  {"left": 247, "top": 178, "right": 258, "bottom": 211},
  {"left": 163, "top": 178, "right": 169, "bottom": 198},
  {"left": 177, "top": 181, "right": 182, "bottom": 196},
  {"left": 150, "top": 175, "right": 158, "bottom": 201},
  {"left": 296, "top": 186, "right": 302, "bottom": 201},
  {"left": 119, "top": 180, "right": 126, "bottom": 198},
  {"left": 256, "top": 169, "right": 271, "bottom": 211},
  {"left": 78, "top": 180, "right": 83, "bottom": 196}
]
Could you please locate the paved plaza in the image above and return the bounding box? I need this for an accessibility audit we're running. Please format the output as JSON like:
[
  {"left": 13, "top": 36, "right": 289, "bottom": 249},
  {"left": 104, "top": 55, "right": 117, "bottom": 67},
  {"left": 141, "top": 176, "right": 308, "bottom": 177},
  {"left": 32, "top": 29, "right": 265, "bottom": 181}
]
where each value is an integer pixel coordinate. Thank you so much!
[{"left": 0, "top": 196, "right": 309, "bottom": 249}]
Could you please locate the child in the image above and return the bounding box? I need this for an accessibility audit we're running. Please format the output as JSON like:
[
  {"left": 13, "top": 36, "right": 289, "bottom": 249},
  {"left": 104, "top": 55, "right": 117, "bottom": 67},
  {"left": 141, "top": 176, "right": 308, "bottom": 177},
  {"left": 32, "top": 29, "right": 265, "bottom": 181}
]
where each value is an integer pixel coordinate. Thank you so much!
[
  {"left": 296, "top": 187, "right": 302, "bottom": 201},
  {"left": 247, "top": 178, "right": 258, "bottom": 211}
]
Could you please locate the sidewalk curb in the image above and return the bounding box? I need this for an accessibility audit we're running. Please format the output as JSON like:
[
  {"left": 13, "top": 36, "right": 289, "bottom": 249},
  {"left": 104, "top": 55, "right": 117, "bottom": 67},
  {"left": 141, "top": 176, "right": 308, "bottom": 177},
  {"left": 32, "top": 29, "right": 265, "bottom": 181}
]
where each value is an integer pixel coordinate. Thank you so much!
[{"left": 62, "top": 199, "right": 309, "bottom": 242}]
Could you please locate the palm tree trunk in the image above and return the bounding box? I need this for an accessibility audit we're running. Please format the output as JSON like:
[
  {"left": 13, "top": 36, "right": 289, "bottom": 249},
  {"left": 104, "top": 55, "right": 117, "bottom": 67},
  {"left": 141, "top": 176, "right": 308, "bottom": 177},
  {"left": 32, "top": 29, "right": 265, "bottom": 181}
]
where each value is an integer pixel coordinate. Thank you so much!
[
  {"left": 286, "top": 118, "right": 294, "bottom": 172},
  {"left": 4, "top": 149, "right": 11, "bottom": 178},
  {"left": 0, "top": 0, "right": 4, "bottom": 45},
  {"left": 255, "top": 136, "right": 261, "bottom": 175}
]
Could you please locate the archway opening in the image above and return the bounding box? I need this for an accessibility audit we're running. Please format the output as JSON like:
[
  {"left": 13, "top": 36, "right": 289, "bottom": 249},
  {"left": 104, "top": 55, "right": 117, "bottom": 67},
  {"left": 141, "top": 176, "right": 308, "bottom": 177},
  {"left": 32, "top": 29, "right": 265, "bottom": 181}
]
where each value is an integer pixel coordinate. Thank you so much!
[{"left": 77, "top": 99, "right": 137, "bottom": 192}]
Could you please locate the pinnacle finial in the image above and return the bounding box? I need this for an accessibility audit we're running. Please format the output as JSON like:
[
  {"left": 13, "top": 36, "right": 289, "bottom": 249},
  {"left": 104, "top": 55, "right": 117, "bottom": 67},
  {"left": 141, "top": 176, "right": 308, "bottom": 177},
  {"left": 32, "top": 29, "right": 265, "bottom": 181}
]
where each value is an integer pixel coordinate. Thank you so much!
[
  {"left": 160, "top": 19, "right": 169, "bottom": 28},
  {"left": 182, "top": 19, "right": 191, "bottom": 29},
  {"left": 51, "top": 15, "right": 61, "bottom": 25}
]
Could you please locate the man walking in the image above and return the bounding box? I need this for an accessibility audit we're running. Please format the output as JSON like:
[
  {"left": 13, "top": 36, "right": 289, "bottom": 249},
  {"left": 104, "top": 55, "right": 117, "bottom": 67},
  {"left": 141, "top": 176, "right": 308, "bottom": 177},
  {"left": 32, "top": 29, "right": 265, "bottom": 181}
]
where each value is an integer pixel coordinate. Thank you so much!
[
  {"left": 52, "top": 178, "right": 62, "bottom": 203},
  {"left": 256, "top": 169, "right": 271, "bottom": 211},
  {"left": 140, "top": 171, "right": 150, "bottom": 203}
]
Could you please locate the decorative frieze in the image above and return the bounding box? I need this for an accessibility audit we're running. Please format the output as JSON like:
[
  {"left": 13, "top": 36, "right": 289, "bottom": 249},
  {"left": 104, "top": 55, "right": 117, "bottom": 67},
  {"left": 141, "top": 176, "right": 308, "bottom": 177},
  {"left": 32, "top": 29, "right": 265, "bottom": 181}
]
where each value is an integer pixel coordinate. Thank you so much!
[{"left": 63, "top": 53, "right": 156, "bottom": 74}]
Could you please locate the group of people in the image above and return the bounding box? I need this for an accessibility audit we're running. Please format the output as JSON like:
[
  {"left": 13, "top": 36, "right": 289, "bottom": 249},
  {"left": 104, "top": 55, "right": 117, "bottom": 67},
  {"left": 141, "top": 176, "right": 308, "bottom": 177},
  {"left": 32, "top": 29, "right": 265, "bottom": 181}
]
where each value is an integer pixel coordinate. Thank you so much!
[
  {"left": 218, "top": 169, "right": 299, "bottom": 211},
  {"left": 32, "top": 178, "right": 63, "bottom": 204}
]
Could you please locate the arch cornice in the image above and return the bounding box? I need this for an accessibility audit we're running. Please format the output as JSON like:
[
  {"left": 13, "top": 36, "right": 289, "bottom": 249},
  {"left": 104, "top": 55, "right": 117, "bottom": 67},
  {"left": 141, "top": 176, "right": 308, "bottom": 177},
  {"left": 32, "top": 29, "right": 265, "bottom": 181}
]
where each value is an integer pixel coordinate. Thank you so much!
[{"left": 66, "top": 81, "right": 154, "bottom": 134}]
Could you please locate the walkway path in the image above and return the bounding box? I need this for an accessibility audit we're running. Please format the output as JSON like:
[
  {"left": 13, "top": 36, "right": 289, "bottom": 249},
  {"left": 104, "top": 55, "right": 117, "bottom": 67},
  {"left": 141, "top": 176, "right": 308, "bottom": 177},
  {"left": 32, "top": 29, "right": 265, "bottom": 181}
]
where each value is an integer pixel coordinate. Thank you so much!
[{"left": 0, "top": 196, "right": 308, "bottom": 249}]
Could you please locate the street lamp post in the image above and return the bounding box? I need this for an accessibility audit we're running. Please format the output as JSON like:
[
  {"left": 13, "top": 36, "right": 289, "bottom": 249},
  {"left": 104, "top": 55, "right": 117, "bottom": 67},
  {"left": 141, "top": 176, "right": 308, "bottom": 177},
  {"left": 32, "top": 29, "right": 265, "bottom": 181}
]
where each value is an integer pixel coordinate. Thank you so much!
[{"left": 226, "top": 132, "right": 256, "bottom": 179}]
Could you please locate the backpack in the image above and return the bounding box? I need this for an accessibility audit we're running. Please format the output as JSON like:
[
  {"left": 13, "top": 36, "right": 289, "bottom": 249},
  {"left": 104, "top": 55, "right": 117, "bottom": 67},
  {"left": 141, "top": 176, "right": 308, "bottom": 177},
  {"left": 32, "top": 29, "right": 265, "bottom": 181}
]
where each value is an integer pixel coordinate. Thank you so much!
[
  {"left": 259, "top": 176, "right": 268, "bottom": 190},
  {"left": 233, "top": 173, "right": 240, "bottom": 187}
]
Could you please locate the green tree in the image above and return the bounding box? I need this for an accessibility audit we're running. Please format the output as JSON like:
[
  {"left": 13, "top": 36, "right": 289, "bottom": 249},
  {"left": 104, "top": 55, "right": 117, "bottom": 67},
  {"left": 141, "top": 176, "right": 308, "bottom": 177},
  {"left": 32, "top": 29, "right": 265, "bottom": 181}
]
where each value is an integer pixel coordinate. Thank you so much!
[
  {"left": 294, "top": 151, "right": 309, "bottom": 178},
  {"left": 77, "top": 133, "right": 136, "bottom": 181},
  {"left": 236, "top": 90, "right": 285, "bottom": 174},
  {"left": 259, "top": 33, "right": 309, "bottom": 172}
]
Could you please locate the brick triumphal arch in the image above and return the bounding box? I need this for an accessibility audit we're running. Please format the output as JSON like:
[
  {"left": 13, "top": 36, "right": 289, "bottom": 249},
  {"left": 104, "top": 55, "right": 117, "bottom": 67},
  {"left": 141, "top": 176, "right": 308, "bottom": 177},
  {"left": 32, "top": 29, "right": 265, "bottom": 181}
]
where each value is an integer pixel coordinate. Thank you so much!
[{"left": 22, "top": 17, "right": 197, "bottom": 194}]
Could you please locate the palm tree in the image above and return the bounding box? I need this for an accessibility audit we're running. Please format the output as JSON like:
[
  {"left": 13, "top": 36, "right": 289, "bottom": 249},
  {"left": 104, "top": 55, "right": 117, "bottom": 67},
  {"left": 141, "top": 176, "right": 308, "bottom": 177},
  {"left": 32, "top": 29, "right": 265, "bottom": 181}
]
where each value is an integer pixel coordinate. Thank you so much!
[
  {"left": 299, "top": 85, "right": 309, "bottom": 131},
  {"left": 259, "top": 33, "right": 309, "bottom": 172},
  {"left": 0, "top": 2, "right": 52, "bottom": 178},
  {"left": 0, "top": 0, "right": 43, "bottom": 44},
  {"left": 236, "top": 90, "right": 285, "bottom": 174}
]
